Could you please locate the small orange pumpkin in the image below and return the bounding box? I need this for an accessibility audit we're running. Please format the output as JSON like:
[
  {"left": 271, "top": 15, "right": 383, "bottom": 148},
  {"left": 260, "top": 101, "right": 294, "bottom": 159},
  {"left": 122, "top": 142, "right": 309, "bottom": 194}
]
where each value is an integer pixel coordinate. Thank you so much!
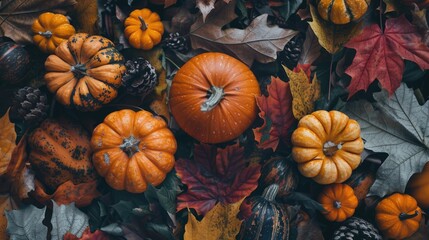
[
  {"left": 169, "top": 52, "right": 261, "bottom": 144},
  {"left": 124, "top": 8, "right": 164, "bottom": 50},
  {"left": 44, "top": 33, "right": 126, "bottom": 111},
  {"left": 90, "top": 109, "right": 177, "bottom": 193},
  {"left": 407, "top": 162, "right": 429, "bottom": 208},
  {"left": 32, "top": 12, "right": 76, "bottom": 53},
  {"left": 375, "top": 193, "right": 422, "bottom": 239},
  {"left": 318, "top": 183, "right": 358, "bottom": 222},
  {"left": 291, "top": 110, "right": 364, "bottom": 184},
  {"left": 316, "top": 0, "right": 371, "bottom": 25}
]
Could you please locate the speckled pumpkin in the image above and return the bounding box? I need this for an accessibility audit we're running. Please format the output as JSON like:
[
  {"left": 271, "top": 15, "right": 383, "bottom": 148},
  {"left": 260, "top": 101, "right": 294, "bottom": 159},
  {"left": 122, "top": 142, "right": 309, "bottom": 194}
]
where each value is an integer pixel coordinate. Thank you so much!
[
  {"left": 28, "top": 118, "right": 97, "bottom": 191},
  {"left": 44, "top": 33, "right": 125, "bottom": 111},
  {"left": 32, "top": 12, "right": 76, "bottom": 53},
  {"left": 316, "top": 0, "right": 371, "bottom": 24},
  {"left": 90, "top": 109, "right": 177, "bottom": 193}
]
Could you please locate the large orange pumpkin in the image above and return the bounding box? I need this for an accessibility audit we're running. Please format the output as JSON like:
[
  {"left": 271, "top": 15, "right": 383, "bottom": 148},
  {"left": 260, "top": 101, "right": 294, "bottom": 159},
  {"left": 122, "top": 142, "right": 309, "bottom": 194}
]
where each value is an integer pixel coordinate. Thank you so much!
[
  {"left": 90, "top": 109, "right": 177, "bottom": 193},
  {"left": 169, "top": 52, "right": 261, "bottom": 144},
  {"left": 44, "top": 33, "right": 126, "bottom": 111}
]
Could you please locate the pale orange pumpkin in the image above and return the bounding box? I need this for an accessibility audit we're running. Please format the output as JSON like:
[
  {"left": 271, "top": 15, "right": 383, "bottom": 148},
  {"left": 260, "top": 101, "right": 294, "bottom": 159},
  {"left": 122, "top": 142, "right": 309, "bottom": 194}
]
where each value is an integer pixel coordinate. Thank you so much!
[
  {"left": 90, "top": 109, "right": 177, "bottom": 193},
  {"left": 124, "top": 8, "right": 164, "bottom": 50}
]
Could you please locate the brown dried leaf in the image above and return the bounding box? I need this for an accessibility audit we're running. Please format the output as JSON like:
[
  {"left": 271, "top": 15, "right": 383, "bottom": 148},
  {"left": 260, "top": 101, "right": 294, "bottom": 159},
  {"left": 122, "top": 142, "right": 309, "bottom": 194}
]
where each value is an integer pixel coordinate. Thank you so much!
[
  {"left": 10, "top": 166, "right": 35, "bottom": 200},
  {"left": 190, "top": 0, "right": 298, "bottom": 66},
  {"left": 411, "top": 5, "right": 429, "bottom": 46},
  {"left": 73, "top": 0, "right": 98, "bottom": 34},
  {"left": 383, "top": 0, "right": 400, "bottom": 13},
  {"left": 184, "top": 199, "right": 243, "bottom": 240},
  {"left": 0, "top": 0, "right": 77, "bottom": 44},
  {"left": 6, "top": 131, "right": 27, "bottom": 179},
  {"left": 0, "top": 109, "right": 16, "bottom": 176},
  {"left": 196, "top": 0, "right": 216, "bottom": 22},
  {"left": 285, "top": 65, "right": 320, "bottom": 120},
  {"left": 298, "top": 28, "right": 321, "bottom": 65},
  {"left": 165, "top": 0, "right": 178, "bottom": 7},
  {"left": 308, "top": 4, "right": 363, "bottom": 54}
]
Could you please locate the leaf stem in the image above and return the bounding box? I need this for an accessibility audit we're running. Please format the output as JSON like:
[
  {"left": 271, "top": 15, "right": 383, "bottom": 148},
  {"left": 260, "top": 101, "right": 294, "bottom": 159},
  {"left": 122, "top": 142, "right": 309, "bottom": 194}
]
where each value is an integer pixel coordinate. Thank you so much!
[
  {"left": 328, "top": 54, "right": 334, "bottom": 101},
  {"left": 380, "top": 0, "right": 384, "bottom": 32},
  {"left": 165, "top": 56, "right": 181, "bottom": 70}
]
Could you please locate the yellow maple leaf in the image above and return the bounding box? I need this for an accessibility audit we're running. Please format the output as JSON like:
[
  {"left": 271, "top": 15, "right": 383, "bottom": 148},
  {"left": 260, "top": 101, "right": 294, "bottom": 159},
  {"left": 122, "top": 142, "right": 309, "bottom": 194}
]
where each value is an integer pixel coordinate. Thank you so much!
[
  {"left": 0, "top": 110, "right": 16, "bottom": 176},
  {"left": 308, "top": 5, "right": 362, "bottom": 54},
  {"left": 284, "top": 67, "right": 320, "bottom": 120},
  {"left": 184, "top": 199, "right": 244, "bottom": 240}
]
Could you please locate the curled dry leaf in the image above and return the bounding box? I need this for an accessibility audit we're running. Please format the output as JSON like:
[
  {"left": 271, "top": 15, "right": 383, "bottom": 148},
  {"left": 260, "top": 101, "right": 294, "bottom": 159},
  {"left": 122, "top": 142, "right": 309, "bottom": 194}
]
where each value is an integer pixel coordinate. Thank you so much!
[
  {"left": 0, "top": 110, "right": 16, "bottom": 176},
  {"left": 190, "top": 0, "right": 298, "bottom": 66},
  {"left": 0, "top": 0, "right": 77, "bottom": 44},
  {"left": 10, "top": 166, "right": 35, "bottom": 201},
  {"left": 184, "top": 199, "right": 243, "bottom": 240},
  {"left": 308, "top": 4, "right": 362, "bottom": 54},
  {"left": 31, "top": 180, "right": 101, "bottom": 207},
  {"left": 285, "top": 65, "right": 320, "bottom": 120}
]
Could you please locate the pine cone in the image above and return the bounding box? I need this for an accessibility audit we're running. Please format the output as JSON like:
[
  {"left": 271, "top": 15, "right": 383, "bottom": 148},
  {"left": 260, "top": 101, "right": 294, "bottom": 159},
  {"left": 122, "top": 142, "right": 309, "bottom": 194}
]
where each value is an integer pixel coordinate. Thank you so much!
[
  {"left": 278, "top": 33, "right": 305, "bottom": 69},
  {"left": 332, "top": 217, "right": 382, "bottom": 240},
  {"left": 9, "top": 86, "right": 49, "bottom": 126},
  {"left": 163, "top": 33, "right": 190, "bottom": 53},
  {"left": 122, "top": 58, "right": 158, "bottom": 97}
]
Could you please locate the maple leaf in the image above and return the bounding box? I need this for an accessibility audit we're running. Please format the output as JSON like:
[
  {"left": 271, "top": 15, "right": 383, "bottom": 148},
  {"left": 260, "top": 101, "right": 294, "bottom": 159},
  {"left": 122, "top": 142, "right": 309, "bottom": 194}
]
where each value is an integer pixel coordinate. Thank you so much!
[
  {"left": 175, "top": 144, "right": 260, "bottom": 216},
  {"left": 285, "top": 65, "right": 320, "bottom": 120},
  {"left": 253, "top": 77, "right": 295, "bottom": 151},
  {"left": 184, "top": 199, "right": 243, "bottom": 240},
  {"left": 190, "top": 0, "right": 298, "bottom": 66},
  {"left": 0, "top": 110, "right": 16, "bottom": 176},
  {"left": 0, "top": 0, "right": 77, "bottom": 44},
  {"left": 345, "top": 15, "right": 429, "bottom": 98}
]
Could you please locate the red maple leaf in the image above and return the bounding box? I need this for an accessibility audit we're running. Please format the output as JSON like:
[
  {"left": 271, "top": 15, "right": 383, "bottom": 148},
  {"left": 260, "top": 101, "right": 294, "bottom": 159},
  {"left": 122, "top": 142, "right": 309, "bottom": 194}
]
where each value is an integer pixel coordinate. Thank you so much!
[
  {"left": 345, "top": 15, "right": 429, "bottom": 97},
  {"left": 253, "top": 77, "right": 295, "bottom": 151},
  {"left": 175, "top": 143, "right": 260, "bottom": 216}
]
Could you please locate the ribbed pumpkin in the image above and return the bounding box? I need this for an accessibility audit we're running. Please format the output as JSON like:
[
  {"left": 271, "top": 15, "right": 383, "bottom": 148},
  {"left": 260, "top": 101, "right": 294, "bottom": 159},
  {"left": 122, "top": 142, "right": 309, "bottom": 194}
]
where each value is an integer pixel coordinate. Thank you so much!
[
  {"left": 169, "top": 52, "right": 261, "bottom": 144},
  {"left": 375, "top": 193, "right": 422, "bottom": 239},
  {"left": 32, "top": 12, "right": 76, "bottom": 53},
  {"left": 28, "top": 118, "right": 98, "bottom": 191},
  {"left": 238, "top": 184, "right": 289, "bottom": 240},
  {"left": 0, "top": 42, "right": 30, "bottom": 84},
  {"left": 291, "top": 110, "right": 364, "bottom": 184},
  {"left": 90, "top": 109, "right": 177, "bottom": 193},
  {"left": 316, "top": 0, "right": 371, "bottom": 24},
  {"left": 318, "top": 183, "right": 358, "bottom": 222},
  {"left": 259, "top": 156, "right": 299, "bottom": 198},
  {"left": 44, "top": 33, "right": 125, "bottom": 111},
  {"left": 124, "top": 8, "right": 164, "bottom": 50},
  {"left": 407, "top": 162, "right": 429, "bottom": 209}
]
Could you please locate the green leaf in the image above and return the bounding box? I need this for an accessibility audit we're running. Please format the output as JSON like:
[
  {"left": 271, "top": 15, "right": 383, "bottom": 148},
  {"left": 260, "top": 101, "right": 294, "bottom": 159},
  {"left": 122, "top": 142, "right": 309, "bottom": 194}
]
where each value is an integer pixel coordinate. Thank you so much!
[
  {"left": 81, "top": 201, "right": 107, "bottom": 231},
  {"left": 51, "top": 201, "right": 89, "bottom": 240},
  {"left": 6, "top": 205, "right": 47, "bottom": 239},
  {"left": 111, "top": 200, "right": 137, "bottom": 223},
  {"left": 100, "top": 223, "right": 123, "bottom": 236},
  {"left": 144, "top": 223, "right": 175, "bottom": 240},
  {"left": 278, "top": 0, "right": 304, "bottom": 21},
  {"left": 144, "top": 172, "right": 182, "bottom": 214},
  {"left": 343, "top": 83, "right": 429, "bottom": 197}
]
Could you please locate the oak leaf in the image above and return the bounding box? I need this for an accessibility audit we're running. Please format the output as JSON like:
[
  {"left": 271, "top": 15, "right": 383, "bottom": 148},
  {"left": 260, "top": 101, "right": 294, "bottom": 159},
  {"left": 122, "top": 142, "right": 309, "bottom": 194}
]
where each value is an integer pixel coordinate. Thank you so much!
[
  {"left": 184, "top": 199, "right": 243, "bottom": 240},
  {"left": 0, "top": 110, "right": 16, "bottom": 176},
  {"left": 190, "top": 0, "right": 298, "bottom": 66},
  {"left": 344, "top": 15, "right": 429, "bottom": 98},
  {"left": 175, "top": 144, "right": 260, "bottom": 216},
  {"left": 285, "top": 65, "right": 320, "bottom": 120},
  {"left": 253, "top": 77, "right": 295, "bottom": 151},
  {"left": 308, "top": 5, "right": 362, "bottom": 54},
  {"left": 0, "top": 0, "right": 77, "bottom": 44}
]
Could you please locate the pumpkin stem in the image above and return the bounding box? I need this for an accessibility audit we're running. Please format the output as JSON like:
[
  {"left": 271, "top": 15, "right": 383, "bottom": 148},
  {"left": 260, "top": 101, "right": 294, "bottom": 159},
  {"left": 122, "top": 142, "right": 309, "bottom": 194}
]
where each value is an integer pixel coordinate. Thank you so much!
[
  {"left": 323, "top": 141, "right": 341, "bottom": 156},
  {"left": 201, "top": 86, "right": 224, "bottom": 112},
  {"left": 39, "top": 31, "right": 52, "bottom": 38},
  {"left": 399, "top": 210, "right": 419, "bottom": 221},
  {"left": 262, "top": 184, "right": 279, "bottom": 202},
  {"left": 138, "top": 16, "right": 148, "bottom": 31},
  {"left": 120, "top": 136, "right": 140, "bottom": 157},
  {"left": 333, "top": 201, "right": 342, "bottom": 209},
  {"left": 71, "top": 64, "right": 87, "bottom": 78}
]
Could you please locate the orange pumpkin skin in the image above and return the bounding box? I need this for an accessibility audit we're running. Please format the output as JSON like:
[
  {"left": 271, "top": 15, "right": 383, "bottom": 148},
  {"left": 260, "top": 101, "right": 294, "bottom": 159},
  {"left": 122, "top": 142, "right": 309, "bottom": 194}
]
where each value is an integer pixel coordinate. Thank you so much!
[
  {"left": 124, "top": 8, "right": 164, "bottom": 50},
  {"left": 169, "top": 52, "right": 261, "bottom": 144},
  {"left": 91, "top": 109, "right": 177, "bottom": 193},
  {"left": 318, "top": 183, "right": 358, "bottom": 222},
  {"left": 32, "top": 12, "right": 76, "bottom": 53},
  {"left": 407, "top": 162, "right": 429, "bottom": 208},
  {"left": 316, "top": 0, "right": 371, "bottom": 24},
  {"left": 291, "top": 110, "right": 364, "bottom": 184},
  {"left": 44, "top": 33, "right": 126, "bottom": 111},
  {"left": 375, "top": 193, "right": 422, "bottom": 239},
  {"left": 28, "top": 119, "right": 98, "bottom": 191}
]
